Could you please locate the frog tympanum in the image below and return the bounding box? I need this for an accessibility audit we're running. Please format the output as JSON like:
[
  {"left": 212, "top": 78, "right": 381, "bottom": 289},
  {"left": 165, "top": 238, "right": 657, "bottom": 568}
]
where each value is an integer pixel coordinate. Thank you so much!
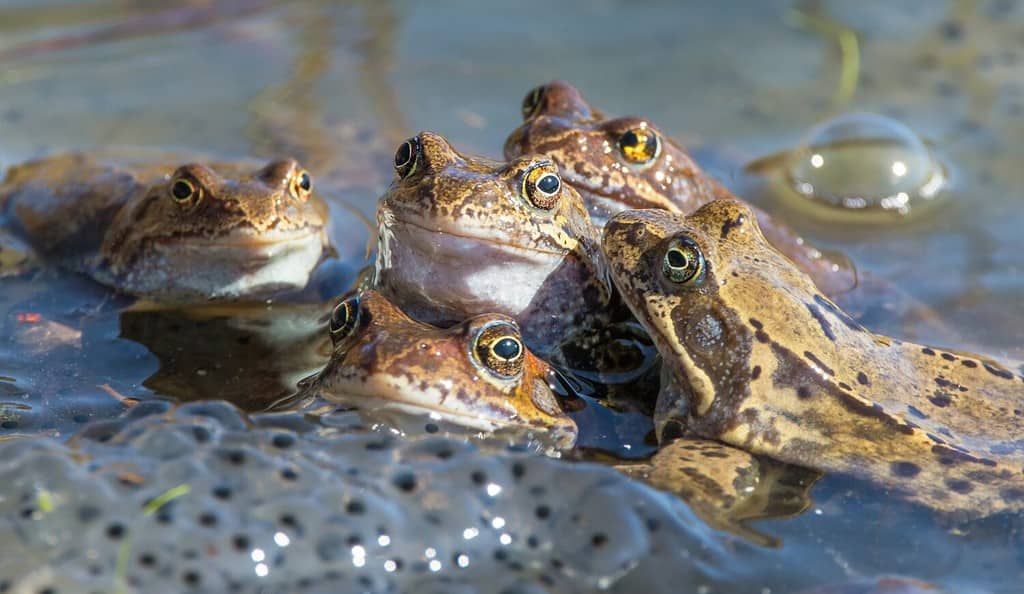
[
  {"left": 299, "top": 290, "right": 578, "bottom": 449},
  {"left": 603, "top": 200, "right": 1024, "bottom": 516},
  {"left": 0, "top": 153, "right": 328, "bottom": 301}
]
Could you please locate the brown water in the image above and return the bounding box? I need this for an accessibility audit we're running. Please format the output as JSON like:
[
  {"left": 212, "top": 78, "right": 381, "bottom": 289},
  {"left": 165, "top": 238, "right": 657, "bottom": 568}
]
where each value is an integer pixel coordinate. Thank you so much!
[{"left": 0, "top": 1, "right": 1022, "bottom": 592}]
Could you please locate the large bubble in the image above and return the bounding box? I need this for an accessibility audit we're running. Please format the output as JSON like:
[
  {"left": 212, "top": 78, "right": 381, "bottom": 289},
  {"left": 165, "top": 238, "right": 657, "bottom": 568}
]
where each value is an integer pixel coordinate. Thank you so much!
[{"left": 782, "top": 112, "right": 947, "bottom": 218}]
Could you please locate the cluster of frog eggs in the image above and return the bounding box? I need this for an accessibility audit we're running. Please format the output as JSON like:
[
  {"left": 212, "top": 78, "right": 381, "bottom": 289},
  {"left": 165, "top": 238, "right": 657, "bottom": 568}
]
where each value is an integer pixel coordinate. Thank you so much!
[{"left": 0, "top": 401, "right": 744, "bottom": 594}]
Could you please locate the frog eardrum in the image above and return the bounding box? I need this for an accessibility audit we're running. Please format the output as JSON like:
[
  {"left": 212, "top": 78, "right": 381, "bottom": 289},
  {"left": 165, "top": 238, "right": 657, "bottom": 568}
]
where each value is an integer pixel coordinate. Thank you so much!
[
  {"left": 521, "top": 162, "right": 562, "bottom": 210},
  {"left": 662, "top": 237, "right": 705, "bottom": 285},
  {"left": 329, "top": 297, "right": 361, "bottom": 345},
  {"left": 474, "top": 322, "right": 525, "bottom": 378}
]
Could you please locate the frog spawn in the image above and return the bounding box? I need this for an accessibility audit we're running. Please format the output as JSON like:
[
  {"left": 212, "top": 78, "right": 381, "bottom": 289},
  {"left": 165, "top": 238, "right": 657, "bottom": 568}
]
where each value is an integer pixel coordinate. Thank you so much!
[{"left": 0, "top": 401, "right": 743, "bottom": 593}]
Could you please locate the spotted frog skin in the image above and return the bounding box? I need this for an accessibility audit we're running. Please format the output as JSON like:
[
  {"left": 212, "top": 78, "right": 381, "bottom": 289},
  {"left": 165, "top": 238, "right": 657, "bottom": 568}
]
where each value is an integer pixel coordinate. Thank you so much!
[
  {"left": 300, "top": 290, "right": 578, "bottom": 449},
  {"left": 505, "top": 80, "right": 856, "bottom": 298},
  {"left": 616, "top": 437, "right": 818, "bottom": 546},
  {"left": 0, "top": 152, "right": 328, "bottom": 301},
  {"left": 603, "top": 200, "right": 1024, "bottom": 516},
  {"left": 374, "top": 131, "right": 616, "bottom": 358}
]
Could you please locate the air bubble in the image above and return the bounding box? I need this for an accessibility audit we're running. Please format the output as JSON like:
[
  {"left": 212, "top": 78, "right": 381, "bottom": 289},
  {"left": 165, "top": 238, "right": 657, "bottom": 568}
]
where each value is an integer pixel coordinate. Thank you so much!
[{"left": 782, "top": 112, "right": 947, "bottom": 219}]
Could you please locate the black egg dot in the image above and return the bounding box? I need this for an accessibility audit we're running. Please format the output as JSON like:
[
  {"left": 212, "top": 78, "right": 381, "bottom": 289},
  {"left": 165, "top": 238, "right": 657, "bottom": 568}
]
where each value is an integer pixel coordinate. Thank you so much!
[
  {"left": 198, "top": 512, "right": 218, "bottom": 527},
  {"left": 182, "top": 571, "right": 201, "bottom": 587},
  {"left": 492, "top": 337, "right": 521, "bottom": 360},
  {"left": 470, "top": 470, "right": 487, "bottom": 485},
  {"left": 535, "top": 505, "right": 551, "bottom": 519},
  {"left": 279, "top": 514, "right": 298, "bottom": 528},
  {"left": 511, "top": 463, "right": 526, "bottom": 479},
  {"left": 346, "top": 500, "right": 366, "bottom": 515},
  {"left": 666, "top": 249, "right": 688, "bottom": 268},
  {"left": 212, "top": 485, "right": 233, "bottom": 500},
  {"left": 424, "top": 423, "right": 439, "bottom": 434},
  {"left": 392, "top": 472, "right": 418, "bottom": 493},
  {"left": 591, "top": 533, "right": 608, "bottom": 547},
  {"left": 172, "top": 180, "right": 192, "bottom": 200},
  {"left": 106, "top": 523, "right": 126, "bottom": 540},
  {"left": 232, "top": 534, "right": 250, "bottom": 551},
  {"left": 299, "top": 172, "right": 311, "bottom": 191},
  {"left": 536, "top": 173, "right": 560, "bottom": 195},
  {"left": 138, "top": 553, "right": 157, "bottom": 568},
  {"left": 271, "top": 434, "right": 295, "bottom": 449},
  {"left": 155, "top": 510, "right": 174, "bottom": 524},
  {"left": 78, "top": 505, "right": 101, "bottom": 524},
  {"left": 280, "top": 467, "right": 299, "bottom": 481}
]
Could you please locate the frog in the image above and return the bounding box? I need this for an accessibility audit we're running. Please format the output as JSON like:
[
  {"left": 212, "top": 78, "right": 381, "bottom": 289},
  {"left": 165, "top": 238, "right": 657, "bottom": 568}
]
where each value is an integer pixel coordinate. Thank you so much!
[
  {"left": 374, "top": 130, "right": 621, "bottom": 361},
  {"left": 298, "top": 289, "right": 578, "bottom": 449},
  {"left": 602, "top": 199, "right": 1024, "bottom": 517},
  {"left": 504, "top": 80, "right": 857, "bottom": 299},
  {"left": 0, "top": 152, "right": 329, "bottom": 302}
]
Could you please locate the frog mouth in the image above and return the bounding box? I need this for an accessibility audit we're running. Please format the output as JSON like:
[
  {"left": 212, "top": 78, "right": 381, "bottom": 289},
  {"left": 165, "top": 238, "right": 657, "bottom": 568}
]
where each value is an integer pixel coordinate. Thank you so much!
[
  {"left": 303, "top": 371, "right": 578, "bottom": 448},
  {"left": 384, "top": 214, "right": 569, "bottom": 258},
  {"left": 174, "top": 226, "right": 326, "bottom": 250}
]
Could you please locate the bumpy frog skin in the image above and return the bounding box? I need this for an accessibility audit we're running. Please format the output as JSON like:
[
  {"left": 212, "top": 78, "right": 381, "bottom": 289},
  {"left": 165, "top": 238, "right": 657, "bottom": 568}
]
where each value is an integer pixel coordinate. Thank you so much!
[
  {"left": 301, "top": 290, "right": 578, "bottom": 449},
  {"left": 0, "top": 153, "right": 328, "bottom": 301},
  {"left": 505, "top": 80, "right": 856, "bottom": 298},
  {"left": 603, "top": 200, "right": 1024, "bottom": 516},
  {"left": 374, "top": 131, "right": 614, "bottom": 357}
]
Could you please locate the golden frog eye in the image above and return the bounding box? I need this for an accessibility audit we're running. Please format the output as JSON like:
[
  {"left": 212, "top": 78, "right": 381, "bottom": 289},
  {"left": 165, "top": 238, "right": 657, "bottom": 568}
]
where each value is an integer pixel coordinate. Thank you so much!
[
  {"left": 618, "top": 127, "right": 661, "bottom": 165},
  {"left": 394, "top": 137, "right": 421, "bottom": 179},
  {"left": 329, "top": 297, "right": 360, "bottom": 346},
  {"left": 521, "top": 84, "right": 546, "bottom": 120},
  {"left": 521, "top": 162, "right": 562, "bottom": 210},
  {"left": 662, "top": 237, "right": 706, "bottom": 285},
  {"left": 169, "top": 177, "right": 201, "bottom": 208},
  {"left": 290, "top": 169, "right": 313, "bottom": 201},
  {"left": 474, "top": 322, "right": 525, "bottom": 378}
]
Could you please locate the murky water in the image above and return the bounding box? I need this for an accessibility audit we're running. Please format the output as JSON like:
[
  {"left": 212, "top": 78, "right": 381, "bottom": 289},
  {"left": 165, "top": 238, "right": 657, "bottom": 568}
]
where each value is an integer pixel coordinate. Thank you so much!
[{"left": 0, "top": 1, "right": 1022, "bottom": 592}]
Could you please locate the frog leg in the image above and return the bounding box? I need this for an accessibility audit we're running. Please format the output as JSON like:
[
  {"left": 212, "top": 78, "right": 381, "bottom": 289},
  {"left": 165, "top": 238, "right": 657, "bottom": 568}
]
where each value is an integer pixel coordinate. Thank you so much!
[{"left": 654, "top": 365, "right": 691, "bottom": 443}]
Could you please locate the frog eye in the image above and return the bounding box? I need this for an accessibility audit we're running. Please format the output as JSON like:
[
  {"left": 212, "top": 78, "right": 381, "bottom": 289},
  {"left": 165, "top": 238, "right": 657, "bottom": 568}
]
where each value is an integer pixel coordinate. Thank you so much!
[
  {"left": 521, "top": 162, "right": 562, "bottom": 210},
  {"left": 169, "top": 177, "right": 201, "bottom": 208},
  {"left": 662, "top": 237, "right": 706, "bottom": 285},
  {"left": 394, "top": 137, "right": 421, "bottom": 179},
  {"left": 521, "top": 85, "right": 546, "bottom": 120},
  {"left": 329, "top": 297, "right": 360, "bottom": 345},
  {"left": 474, "top": 322, "right": 525, "bottom": 378},
  {"left": 618, "top": 127, "right": 661, "bottom": 165},
  {"left": 290, "top": 169, "right": 313, "bottom": 201}
]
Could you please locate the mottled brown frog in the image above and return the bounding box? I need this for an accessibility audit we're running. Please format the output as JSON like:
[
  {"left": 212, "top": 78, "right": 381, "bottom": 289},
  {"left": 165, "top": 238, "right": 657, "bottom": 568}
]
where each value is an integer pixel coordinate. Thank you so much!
[
  {"left": 603, "top": 200, "right": 1024, "bottom": 516},
  {"left": 299, "top": 290, "right": 578, "bottom": 449},
  {"left": 505, "top": 80, "right": 856, "bottom": 298},
  {"left": 374, "top": 131, "right": 619, "bottom": 359},
  {"left": 0, "top": 152, "right": 328, "bottom": 301}
]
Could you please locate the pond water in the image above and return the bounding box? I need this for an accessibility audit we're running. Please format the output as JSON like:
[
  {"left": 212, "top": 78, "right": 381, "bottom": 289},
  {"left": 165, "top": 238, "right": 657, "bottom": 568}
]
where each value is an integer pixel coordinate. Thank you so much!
[{"left": 0, "top": 1, "right": 1022, "bottom": 592}]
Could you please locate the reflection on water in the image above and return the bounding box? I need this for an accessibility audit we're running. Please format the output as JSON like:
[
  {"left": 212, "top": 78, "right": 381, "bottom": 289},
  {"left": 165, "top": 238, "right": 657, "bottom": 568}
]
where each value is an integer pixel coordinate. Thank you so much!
[{"left": 0, "top": 0, "right": 1022, "bottom": 592}]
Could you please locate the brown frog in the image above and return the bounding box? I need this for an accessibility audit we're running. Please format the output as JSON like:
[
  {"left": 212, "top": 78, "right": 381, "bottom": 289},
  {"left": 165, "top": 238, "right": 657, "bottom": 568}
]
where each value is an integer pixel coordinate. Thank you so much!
[
  {"left": 299, "top": 289, "right": 578, "bottom": 449},
  {"left": 374, "top": 131, "right": 618, "bottom": 359},
  {"left": 0, "top": 152, "right": 328, "bottom": 302},
  {"left": 603, "top": 200, "right": 1024, "bottom": 517},
  {"left": 505, "top": 80, "right": 856, "bottom": 298},
  {"left": 615, "top": 437, "right": 819, "bottom": 546}
]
